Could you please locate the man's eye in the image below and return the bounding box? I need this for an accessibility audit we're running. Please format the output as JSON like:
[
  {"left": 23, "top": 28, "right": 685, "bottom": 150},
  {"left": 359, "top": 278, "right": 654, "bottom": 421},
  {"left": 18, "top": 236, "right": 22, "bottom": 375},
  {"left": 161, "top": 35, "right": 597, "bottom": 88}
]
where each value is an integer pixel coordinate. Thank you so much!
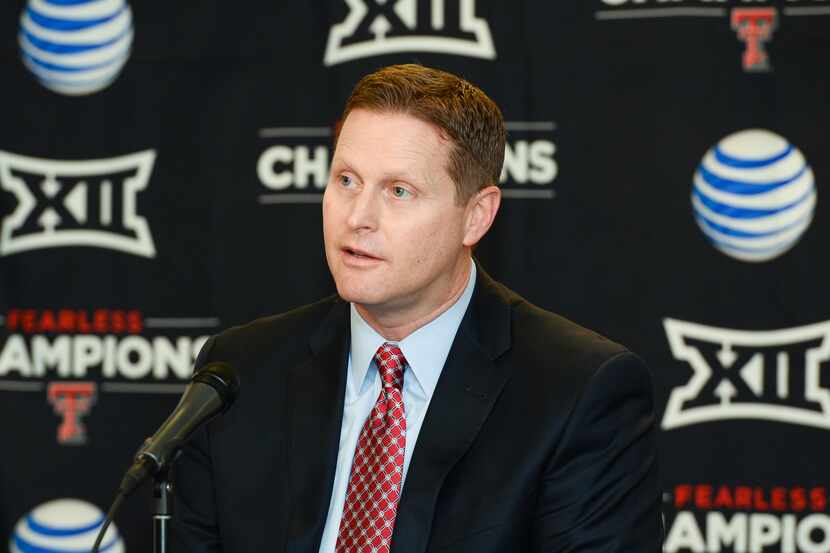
[
  {"left": 339, "top": 174, "right": 354, "bottom": 187},
  {"left": 392, "top": 186, "right": 412, "bottom": 199}
]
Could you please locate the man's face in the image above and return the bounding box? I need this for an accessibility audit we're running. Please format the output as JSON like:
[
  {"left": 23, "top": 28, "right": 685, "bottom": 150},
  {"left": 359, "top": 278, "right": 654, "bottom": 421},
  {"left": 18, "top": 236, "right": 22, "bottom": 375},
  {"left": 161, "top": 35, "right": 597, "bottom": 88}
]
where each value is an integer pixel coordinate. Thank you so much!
[{"left": 323, "top": 108, "right": 470, "bottom": 315}]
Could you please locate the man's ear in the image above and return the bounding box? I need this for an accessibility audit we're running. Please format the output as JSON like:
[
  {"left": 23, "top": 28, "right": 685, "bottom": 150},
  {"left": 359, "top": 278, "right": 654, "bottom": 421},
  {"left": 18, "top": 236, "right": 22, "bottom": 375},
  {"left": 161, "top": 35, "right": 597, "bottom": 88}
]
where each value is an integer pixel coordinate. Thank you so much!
[{"left": 462, "top": 185, "right": 501, "bottom": 247}]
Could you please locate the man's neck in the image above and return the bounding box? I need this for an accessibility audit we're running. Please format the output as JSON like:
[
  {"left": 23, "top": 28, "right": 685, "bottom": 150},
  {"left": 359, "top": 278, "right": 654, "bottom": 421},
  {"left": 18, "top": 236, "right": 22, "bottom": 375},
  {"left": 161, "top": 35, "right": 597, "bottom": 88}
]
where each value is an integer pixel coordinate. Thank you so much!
[{"left": 355, "top": 259, "right": 473, "bottom": 342}]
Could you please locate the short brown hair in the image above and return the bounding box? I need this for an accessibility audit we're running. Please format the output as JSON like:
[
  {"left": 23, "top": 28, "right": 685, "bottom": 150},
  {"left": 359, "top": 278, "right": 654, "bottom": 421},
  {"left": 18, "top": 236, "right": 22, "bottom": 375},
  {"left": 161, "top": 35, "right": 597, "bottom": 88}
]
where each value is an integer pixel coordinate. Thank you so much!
[{"left": 339, "top": 64, "right": 506, "bottom": 204}]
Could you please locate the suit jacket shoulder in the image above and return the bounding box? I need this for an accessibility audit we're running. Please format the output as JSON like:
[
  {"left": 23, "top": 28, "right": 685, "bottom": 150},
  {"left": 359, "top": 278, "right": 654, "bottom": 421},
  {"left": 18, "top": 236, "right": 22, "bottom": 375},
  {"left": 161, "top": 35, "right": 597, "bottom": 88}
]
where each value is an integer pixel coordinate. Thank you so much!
[
  {"left": 196, "top": 294, "right": 345, "bottom": 373},
  {"left": 476, "top": 272, "right": 633, "bottom": 388}
]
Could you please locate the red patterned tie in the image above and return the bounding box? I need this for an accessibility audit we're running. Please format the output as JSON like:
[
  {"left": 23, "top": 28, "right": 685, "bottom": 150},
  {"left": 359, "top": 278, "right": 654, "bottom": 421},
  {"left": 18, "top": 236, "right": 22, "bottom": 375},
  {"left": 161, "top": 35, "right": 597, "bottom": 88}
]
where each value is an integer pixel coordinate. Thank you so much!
[{"left": 335, "top": 343, "right": 407, "bottom": 553}]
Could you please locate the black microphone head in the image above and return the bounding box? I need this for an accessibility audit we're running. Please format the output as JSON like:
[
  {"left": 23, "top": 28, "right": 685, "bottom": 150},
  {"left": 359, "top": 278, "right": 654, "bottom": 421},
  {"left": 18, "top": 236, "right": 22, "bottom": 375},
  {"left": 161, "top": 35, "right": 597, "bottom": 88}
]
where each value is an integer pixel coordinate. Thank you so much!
[{"left": 191, "top": 362, "right": 240, "bottom": 412}]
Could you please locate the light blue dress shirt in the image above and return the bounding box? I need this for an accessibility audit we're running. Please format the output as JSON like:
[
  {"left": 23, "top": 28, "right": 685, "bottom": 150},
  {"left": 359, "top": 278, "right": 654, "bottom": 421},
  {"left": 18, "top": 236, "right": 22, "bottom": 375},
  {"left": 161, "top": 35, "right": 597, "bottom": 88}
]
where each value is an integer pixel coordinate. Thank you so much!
[{"left": 318, "top": 260, "right": 477, "bottom": 553}]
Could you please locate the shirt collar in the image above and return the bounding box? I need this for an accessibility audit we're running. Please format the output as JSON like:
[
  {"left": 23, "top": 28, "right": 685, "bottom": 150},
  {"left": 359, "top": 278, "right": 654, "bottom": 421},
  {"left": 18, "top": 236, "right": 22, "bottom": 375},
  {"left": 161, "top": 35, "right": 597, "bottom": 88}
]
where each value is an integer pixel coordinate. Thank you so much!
[{"left": 348, "top": 260, "right": 477, "bottom": 399}]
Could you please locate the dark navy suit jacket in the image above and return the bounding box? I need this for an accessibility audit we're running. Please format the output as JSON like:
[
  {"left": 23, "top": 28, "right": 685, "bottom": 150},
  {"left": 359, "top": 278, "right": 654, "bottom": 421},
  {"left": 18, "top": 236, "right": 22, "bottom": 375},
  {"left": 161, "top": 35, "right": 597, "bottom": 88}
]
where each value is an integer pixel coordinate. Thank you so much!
[{"left": 172, "top": 266, "right": 663, "bottom": 552}]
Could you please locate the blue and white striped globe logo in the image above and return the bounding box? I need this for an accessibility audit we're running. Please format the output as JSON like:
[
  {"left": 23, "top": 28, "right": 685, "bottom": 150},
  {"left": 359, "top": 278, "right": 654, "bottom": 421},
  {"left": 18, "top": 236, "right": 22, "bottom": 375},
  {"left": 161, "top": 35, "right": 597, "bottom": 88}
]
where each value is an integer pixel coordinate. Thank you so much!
[
  {"left": 692, "top": 129, "right": 816, "bottom": 262},
  {"left": 9, "top": 498, "right": 125, "bottom": 553},
  {"left": 18, "top": 0, "right": 134, "bottom": 96}
]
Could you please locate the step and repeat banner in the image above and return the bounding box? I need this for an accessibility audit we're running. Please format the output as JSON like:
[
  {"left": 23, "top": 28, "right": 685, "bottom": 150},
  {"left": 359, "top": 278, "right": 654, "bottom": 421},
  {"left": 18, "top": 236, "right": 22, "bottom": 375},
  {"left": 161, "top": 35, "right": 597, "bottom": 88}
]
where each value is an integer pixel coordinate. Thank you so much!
[{"left": 1, "top": 0, "right": 828, "bottom": 552}]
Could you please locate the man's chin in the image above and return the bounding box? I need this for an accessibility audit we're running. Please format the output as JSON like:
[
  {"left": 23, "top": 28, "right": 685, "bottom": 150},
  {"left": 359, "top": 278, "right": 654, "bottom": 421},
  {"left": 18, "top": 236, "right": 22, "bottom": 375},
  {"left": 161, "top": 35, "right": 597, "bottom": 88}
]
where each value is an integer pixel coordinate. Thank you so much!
[{"left": 334, "top": 281, "right": 384, "bottom": 306}]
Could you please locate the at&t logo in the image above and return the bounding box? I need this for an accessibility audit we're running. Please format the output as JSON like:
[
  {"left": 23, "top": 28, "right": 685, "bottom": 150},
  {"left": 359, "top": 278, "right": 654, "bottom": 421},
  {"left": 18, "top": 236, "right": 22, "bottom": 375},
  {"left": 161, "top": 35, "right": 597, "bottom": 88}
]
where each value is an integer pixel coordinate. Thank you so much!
[
  {"left": 324, "top": 0, "right": 496, "bottom": 66},
  {"left": 11, "top": 498, "right": 125, "bottom": 553},
  {"left": 662, "top": 318, "right": 830, "bottom": 430},
  {"left": 19, "top": 0, "right": 134, "bottom": 96},
  {"left": 0, "top": 150, "right": 156, "bottom": 258},
  {"left": 691, "top": 129, "right": 816, "bottom": 262}
]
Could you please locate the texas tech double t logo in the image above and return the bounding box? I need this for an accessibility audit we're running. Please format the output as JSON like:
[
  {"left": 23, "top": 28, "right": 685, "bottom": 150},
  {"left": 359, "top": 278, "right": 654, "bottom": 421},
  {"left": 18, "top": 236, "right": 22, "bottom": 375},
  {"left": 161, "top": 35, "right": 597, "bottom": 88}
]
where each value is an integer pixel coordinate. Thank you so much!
[
  {"left": 0, "top": 150, "right": 156, "bottom": 258},
  {"left": 324, "top": 0, "right": 496, "bottom": 65},
  {"left": 47, "top": 382, "right": 97, "bottom": 445},
  {"left": 662, "top": 319, "right": 830, "bottom": 430},
  {"left": 731, "top": 8, "right": 778, "bottom": 72}
]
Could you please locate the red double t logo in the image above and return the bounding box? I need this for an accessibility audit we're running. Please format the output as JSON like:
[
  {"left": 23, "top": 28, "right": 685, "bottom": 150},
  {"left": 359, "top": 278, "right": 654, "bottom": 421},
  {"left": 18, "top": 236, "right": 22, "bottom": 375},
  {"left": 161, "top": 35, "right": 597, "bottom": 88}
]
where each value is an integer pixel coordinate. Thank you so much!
[
  {"left": 47, "top": 382, "right": 97, "bottom": 445},
  {"left": 731, "top": 8, "right": 778, "bottom": 72}
]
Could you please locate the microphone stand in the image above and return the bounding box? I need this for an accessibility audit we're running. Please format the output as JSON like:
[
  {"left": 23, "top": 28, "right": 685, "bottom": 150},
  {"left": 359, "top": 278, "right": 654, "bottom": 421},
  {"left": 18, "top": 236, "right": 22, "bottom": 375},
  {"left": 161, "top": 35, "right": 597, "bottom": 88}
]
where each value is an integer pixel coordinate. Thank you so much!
[
  {"left": 91, "top": 362, "right": 239, "bottom": 553},
  {"left": 152, "top": 466, "right": 173, "bottom": 553}
]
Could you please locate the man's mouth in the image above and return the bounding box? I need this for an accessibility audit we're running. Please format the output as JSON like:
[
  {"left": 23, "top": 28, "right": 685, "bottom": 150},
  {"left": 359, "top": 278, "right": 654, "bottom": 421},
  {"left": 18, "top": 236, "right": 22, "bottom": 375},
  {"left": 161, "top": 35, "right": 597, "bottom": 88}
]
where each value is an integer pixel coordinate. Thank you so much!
[{"left": 343, "top": 247, "right": 380, "bottom": 260}]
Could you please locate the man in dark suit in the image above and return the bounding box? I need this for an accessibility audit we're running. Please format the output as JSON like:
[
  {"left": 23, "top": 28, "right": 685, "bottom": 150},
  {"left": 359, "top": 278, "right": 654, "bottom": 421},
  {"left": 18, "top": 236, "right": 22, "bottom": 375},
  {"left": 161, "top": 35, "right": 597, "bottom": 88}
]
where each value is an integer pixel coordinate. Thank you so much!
[{"left": 172, "top": 64, "right": 662, "bottom": 553}]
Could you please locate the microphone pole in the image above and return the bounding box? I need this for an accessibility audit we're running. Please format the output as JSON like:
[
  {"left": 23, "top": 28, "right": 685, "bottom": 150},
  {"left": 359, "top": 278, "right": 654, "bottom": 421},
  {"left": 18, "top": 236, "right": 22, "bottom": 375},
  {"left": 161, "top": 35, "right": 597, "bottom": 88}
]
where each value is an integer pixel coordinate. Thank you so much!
[
  {"left": 91, "top": 361, "right": 240, "bottom": 553},
  {"left": 152, "top": 465, "right": 174, "bottom": 553}
]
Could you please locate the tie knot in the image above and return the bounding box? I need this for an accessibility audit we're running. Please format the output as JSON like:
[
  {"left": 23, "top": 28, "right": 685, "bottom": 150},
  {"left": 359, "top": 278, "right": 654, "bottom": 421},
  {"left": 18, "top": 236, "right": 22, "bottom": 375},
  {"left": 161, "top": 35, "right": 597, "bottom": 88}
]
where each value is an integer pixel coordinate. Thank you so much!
[{"left": 374, "top": 342, "right": 406, "bottom": 390}]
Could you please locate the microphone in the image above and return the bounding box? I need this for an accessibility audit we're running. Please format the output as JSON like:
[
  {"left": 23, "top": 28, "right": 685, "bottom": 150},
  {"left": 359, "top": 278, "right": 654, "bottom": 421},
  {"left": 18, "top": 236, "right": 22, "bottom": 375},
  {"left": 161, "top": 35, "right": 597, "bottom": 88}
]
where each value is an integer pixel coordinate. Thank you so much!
[{"left": 118, "top": 361, "right": 240, "bottom": 496}]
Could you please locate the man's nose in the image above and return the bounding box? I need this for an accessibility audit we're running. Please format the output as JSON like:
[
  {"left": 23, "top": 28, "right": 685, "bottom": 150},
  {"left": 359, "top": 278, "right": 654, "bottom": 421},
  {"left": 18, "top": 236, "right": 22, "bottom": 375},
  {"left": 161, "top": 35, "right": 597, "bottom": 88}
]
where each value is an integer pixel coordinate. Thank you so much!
[{"left": 346, "top": 185, "right": 379, "bottom": 231}]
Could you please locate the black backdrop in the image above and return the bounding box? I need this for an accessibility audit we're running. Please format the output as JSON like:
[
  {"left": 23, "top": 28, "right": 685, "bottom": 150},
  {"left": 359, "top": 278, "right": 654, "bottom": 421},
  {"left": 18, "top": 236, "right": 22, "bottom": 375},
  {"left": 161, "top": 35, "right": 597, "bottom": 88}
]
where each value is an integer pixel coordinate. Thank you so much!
[{"left": 1, "top": 1, "right": 829, "bottom": 552}]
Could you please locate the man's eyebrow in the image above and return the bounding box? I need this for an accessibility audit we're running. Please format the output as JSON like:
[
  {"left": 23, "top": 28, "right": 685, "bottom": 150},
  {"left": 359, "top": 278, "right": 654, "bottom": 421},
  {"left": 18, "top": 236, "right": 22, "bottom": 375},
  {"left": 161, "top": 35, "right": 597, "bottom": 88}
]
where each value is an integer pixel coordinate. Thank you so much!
[
  {"left": 330, "top": 156, "right": 357, "bottom": 174},
  {"left": 331, "top": 157, "right": 422, "bottom": 184},
  {"left": 379, "top": 169, "right": 421, "bottom": 183}
]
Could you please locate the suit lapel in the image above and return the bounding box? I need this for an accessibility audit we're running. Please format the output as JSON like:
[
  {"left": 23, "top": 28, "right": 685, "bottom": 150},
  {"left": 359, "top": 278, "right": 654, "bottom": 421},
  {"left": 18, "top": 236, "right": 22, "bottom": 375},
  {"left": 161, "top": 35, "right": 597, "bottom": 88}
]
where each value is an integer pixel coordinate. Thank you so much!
[
  {"left": 285, "top": 300, "right": 350, "bottom": 553},
  {"left": 391, "top": 265, "right": 513, "bottom": 553}
]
